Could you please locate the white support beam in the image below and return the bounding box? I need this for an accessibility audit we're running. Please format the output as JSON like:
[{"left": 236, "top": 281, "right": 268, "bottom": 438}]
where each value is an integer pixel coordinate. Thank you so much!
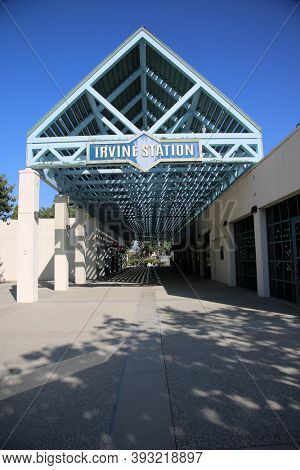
[
  {"left": 203, "top": 143, "right": 222, "bottom": 159},
  {"left": 254, "top": 209, "right": 270, "bottom": 297},
  {"left": 28, "top": 132, "right": 260, "bottom": 145},
  {"left": 17, "top": 169, "right": 40, "bottom": 303},
  {"left": 101, "top": 116, "right": 124, "bottom": 136},
  {"left": 222, "top": 144, "right": 239, "bottom": 160},
  {"left": 107, "top": 93, "right": 143, "bottom": 134},
  {"left": 241, "top": 143, "right": 260, "bottom": 160},
  {"left": 70, "top": 113, "right": 94, "bottom": 136},
  {"left": 75, "top": 207, "right": 87, "bottom": 285},
  {"left": 86, "top": 216, "right": 97, "bottom": 280},
  {"left": 106, "top": 67, "right": 142, "bottom": 103},
  {"left": 147, "top": 75, "right": 214, "bottom": 133},
  {"left": 54, "top": 195, "right": 69, "bottom": 291},
  {"left": 116, "top": 92, "right": 142, "bottom": 117},
  {"left": 28, "top": 29, "right": 261, "bottom": 143},
  {"left": 69, "top": 145, "right": 86, "bottom": 162},
  {"left": 139, "top": 40, "right": 148, "bottom": 130},
  {"left": 61, "top": 70, "right": 144, "bottom": 138},
  {"left": 28, "top": 31, "right": 146, "bottom": 139},
  {"left": 146, "top": 68, "right": 261, "bottom": 135},
  {"left": 132, "top": 110, "right": 144, "bottom": 125},
  {"left": 79, "top": 94, "right": 143, "bottom": 138},
  {"left": 183, "top": 90, "right": 201, "bottom": 132},
  {"left": 32, "top": 147, "right": 49, "bottom": 163},
  {"left": 227, "top": 223, "right": 237, "bottom": 287},
  {"left": 87, "top": 86, "right": 139, "bottom": 134},
  {"left": 148, "top": 83, "right": 201, "bottom": 133},
  {"left": 50, "top": 147, "right": 66, "bottom": 161},
  {"left": 87, "top": 94, "right": 106, "bottom": 134}
]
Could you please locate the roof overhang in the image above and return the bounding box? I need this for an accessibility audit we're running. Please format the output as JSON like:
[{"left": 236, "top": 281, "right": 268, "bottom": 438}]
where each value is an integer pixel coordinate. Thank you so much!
[{"left": 26, "top": 27, "right": 263, "bottom": 240}]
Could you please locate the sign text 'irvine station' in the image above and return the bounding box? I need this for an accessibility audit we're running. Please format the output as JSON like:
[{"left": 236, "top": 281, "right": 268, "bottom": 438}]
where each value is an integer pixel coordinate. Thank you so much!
[{"left": 87, "top": 134, "right": 202, "bottom": 171}]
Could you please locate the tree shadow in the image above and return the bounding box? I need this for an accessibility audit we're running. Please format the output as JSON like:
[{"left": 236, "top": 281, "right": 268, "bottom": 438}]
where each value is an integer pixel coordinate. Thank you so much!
[{"left": 0, "top": 267, "right": 300, "bottom": 449}]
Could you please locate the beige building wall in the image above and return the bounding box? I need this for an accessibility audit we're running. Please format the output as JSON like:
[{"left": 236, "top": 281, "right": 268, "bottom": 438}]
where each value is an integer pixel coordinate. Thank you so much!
[
  {"left": 0, "top": 215, "right": 122, "bottom": 283},
  {"left": 0, "top": 220, "right": 18, "bottom": 282},
  {"left": 192, "top": 126, "right": 300, "bottom": 286},
  {"left": 0, "top": 218, "right": 76, "bottom": 282}
]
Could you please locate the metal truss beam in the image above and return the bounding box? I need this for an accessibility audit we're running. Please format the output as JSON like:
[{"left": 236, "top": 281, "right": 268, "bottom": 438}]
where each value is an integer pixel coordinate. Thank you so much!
[
  {"left": 87, "top": 86, "right": 139, "bottom": 134},
  {"left": 26, "top": 29, "right": 263, "bottom": 240}
]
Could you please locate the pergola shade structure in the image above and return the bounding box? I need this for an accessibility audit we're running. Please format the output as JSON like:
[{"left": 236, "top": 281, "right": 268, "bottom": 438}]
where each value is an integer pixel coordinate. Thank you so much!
[{"left": 27, "top": 27, "right": 263, "bottom": 240}]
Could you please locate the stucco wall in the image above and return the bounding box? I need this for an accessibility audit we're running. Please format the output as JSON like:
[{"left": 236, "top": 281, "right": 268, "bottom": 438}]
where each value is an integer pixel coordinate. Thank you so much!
[
  {"left": 194, "top": 126, "right": 300, "bottom": 285},
  {"left": 0, "top": 218, "right": 76, "bottom": 282},
  {"left": 0, "top": 216, "right": 122, "bottom": 283},
  {"left": 0, "top": 220, "right": 18, "bottom": 282}
]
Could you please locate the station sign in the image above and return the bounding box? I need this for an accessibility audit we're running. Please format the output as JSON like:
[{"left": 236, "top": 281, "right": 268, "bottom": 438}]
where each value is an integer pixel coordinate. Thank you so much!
[{"left": 87, "top": 133, "right": 202, "bottom": 171}]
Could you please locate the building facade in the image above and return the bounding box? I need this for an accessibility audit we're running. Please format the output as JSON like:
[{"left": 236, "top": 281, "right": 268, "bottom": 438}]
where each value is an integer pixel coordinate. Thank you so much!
[
  {"left": 174, "top": 126, "right": 300, "bottom": 304},
  {"left": 2, "top": 28, "right": 298, "bottom": 304}
]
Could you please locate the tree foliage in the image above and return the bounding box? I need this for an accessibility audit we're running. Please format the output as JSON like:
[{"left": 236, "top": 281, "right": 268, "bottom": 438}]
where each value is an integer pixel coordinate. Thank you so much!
[
  {"left": 11, "top": 204, "right": 18, "bottom": 220},
  {"left": 39, "top": 204, "right": 55, "bottom": 218},
  {"left": 0, "top": 174, "right": 15, "bottom": 221},
  {"left": 138, "top": 240, "right": 172, "bottom": 256},
  {"left": 11, "top": 198, "right": 77, "bottom": 219}
]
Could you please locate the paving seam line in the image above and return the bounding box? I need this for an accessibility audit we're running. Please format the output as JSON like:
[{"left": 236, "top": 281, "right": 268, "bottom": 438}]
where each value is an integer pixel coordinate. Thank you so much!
[
  {"left": 1, "top": 283, "right": 118, "bottom": 450},
  {"left": 106, "top": 275, "right": 144, "bottom": 450},
  {"left": 170, "top": 262, "right": 300, "bottom": 450},
  {"left": 153, "top": 267, "right": 178, "bottom": 449}
]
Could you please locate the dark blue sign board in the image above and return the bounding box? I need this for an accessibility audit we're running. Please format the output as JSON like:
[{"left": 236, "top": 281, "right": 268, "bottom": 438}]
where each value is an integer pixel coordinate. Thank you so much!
[{"left": 87, "top": 133, "right": 202, "bottom": 171}]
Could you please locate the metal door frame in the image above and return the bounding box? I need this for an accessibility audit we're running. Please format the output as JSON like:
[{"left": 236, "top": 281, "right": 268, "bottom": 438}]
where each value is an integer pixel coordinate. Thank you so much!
[{"left": 291, "top": 217, "right": 300, "bottom": 304}]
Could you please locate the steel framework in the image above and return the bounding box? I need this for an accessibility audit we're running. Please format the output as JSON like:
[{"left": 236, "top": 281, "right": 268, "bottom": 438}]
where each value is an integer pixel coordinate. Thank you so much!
[{"left": 26, "top": 27, "right": 263, "bottom": 240}]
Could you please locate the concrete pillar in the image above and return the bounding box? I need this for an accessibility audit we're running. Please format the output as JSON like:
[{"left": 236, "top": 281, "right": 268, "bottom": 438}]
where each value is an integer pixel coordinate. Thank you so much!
[
  {"left": 199, "top": 250, "right": 204, "bottom": 277},
  {"left": 210, "top": 240, "right": 216, "bottom": 281},
  {"left": 86, "top": 216, "right": 97, "bottom": 280},
  {"left": 96, "top": 216, "right": 105, "bottom": 277},
  {"left": 75, "top": 208, "right": 86, "bottom": 284},
  {"left": 199, "top": 235, "right": 205, "bottom": 277},
  {"left": 227, "top": 223, "right": 237, "bottom": 287},
  {"left": 254, "top": 209, "right": 270, "bottom": 297},
  {"left": 54, "top": 195, "right": 69, "bottom": 291},
  {"left": 191, "top": 248, "right": 196, "bottom": 274},
  {"left": 17, "top": 169, "right": 40, "bottom": 303}
]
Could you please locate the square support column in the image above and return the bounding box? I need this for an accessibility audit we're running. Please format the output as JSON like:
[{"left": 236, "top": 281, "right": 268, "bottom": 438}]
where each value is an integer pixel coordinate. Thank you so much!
[
  {"left": 254, "top": 208, "right": 270, "bottom": 297},
  {"left": 17, "top": 169, "right": 40, "bottom": 303},
  {"left": 199, "top": 251, "right": 204, "bottom": 277},
  {"left": 54, "top": 195, "right": 69, "bottom": 291},
  {"left": 191, "top": 248, "right": 196, "bottom": 274},
  {"left": 75, "top": 208, "right": 86, "bottom": 284},
  {"left": 227, "top": 223, "right": 237, "bottom": 287},
  {"left": 96, "top": 215, "right": 105, "bottom": 277},
  {"left": 86, "top": 216, "right": 97, "bottom": 280}
]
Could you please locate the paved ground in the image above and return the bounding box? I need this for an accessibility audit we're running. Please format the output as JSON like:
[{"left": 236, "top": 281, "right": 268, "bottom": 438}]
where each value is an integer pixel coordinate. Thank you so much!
[{"left": 0, "top": 266, "right": 300, "bottom": 450}]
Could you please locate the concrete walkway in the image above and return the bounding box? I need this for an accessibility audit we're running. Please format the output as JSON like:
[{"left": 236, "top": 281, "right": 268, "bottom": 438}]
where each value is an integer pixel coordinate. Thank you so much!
[{"left": 0, "top": 266, "right": 300, "bottom": 450}]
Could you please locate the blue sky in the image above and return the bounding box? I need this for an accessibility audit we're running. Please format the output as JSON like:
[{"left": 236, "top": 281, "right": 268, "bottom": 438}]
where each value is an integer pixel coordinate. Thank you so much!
[{"left": 0, "top": 0, "right": 299, "bottom": 207}]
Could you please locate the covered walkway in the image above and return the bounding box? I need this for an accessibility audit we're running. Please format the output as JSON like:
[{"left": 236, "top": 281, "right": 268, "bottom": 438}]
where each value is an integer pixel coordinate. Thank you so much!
[{"left": 1, "top": 267, "right": 300, "bottom": 449}]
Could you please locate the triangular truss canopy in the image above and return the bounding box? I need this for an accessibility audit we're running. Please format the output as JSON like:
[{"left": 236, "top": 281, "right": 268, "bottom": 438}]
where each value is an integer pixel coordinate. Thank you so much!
[{"left": 27, "top": 27, "right": 263, "bottom": 240}]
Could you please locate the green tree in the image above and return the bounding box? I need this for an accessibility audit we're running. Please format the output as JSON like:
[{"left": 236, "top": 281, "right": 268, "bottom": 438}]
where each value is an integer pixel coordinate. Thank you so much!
[
  {"left": 68, "top": 204, "right": 76, "bottom": 217},
  {"left": 138, "top": 240, "right": 172, "bottom": 257},
  {"left": 0, "top": 174, "right": 15, "bottom": 221},
  {"left": 11, "top": 204, "right": 18, "bottom": 220},
  {"left": 39, "top": 204, "right": 55, "bottom": 218},
  {"left": 11, "top": 199, "right": 76, "bottom": 219},
  {"left": 11, "top": 203, "right": 55, "bottom": 219}
]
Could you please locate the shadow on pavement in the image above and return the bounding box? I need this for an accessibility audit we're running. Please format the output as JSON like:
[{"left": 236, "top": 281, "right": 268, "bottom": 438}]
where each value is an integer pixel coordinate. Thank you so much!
[{"left": 0, "top": 266, "right": 300, "bottom": 449}]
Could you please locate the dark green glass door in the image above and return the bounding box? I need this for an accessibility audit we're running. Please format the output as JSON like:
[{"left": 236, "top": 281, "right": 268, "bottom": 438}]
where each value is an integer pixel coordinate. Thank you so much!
[
  {"left": 292, "top": 218, "right": 300, "bottom": 304},
  {"left": 203, "top": 231, "right": 211, "bottom": 278}
]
